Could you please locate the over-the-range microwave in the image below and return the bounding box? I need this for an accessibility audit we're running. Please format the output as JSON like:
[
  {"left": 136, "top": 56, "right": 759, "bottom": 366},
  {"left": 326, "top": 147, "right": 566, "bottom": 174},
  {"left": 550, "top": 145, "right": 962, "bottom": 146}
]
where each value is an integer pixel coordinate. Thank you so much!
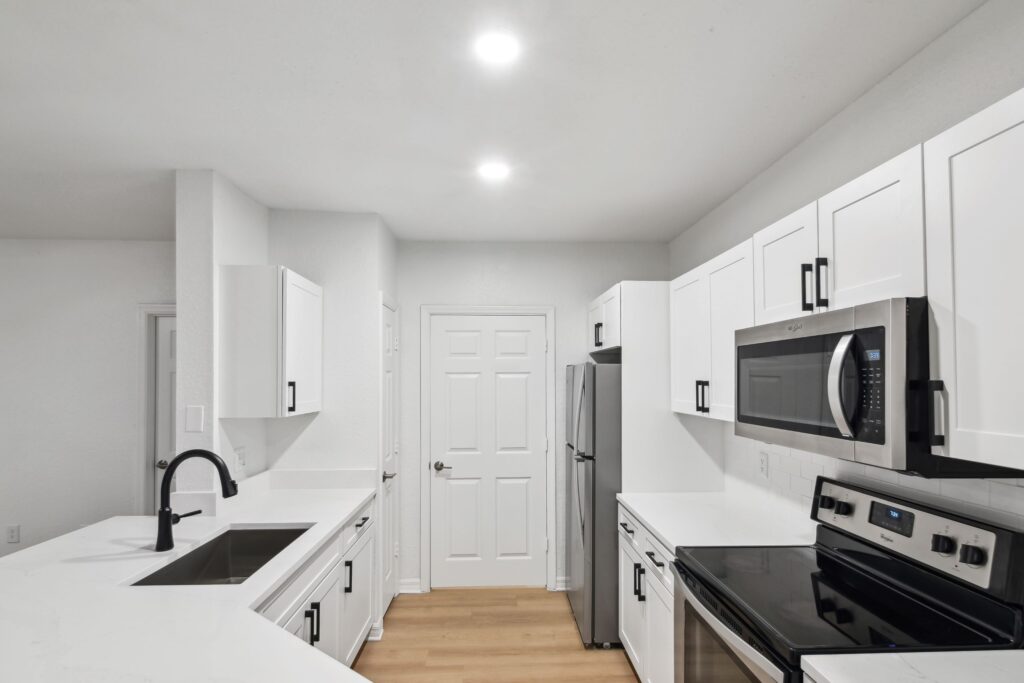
[{"left": 734, "top": 298, "right": 1023, "bottom": 478}]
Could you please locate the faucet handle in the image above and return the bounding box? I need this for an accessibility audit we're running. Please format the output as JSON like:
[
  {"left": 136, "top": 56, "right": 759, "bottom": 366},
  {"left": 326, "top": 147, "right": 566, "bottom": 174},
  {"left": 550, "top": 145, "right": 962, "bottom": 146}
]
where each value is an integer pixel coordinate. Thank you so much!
[{"left": 171, "top": 509, "right": 202, "bottom": 524}]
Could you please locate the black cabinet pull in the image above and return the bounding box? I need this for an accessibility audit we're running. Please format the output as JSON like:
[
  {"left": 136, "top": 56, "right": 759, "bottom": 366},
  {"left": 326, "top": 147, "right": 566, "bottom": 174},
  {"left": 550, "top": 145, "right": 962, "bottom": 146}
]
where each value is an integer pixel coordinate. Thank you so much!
[
  {"left": 637, "top": 566, "right": 646, "bottom": 602},
  {"left": 928, "top": 380, "right": 946, "bottom": 447},
  {"left": 801, "top": 263, "right": 813, "bottom": 311},
  {"left": 815, "top": 257, "right": 829, "bottom": 308},
  {"left": 287, "top": 381, "right": 297, "bottom": 412},
  {"left": 695, "top": 380, "right": 700, "bottom": 413},
  {"left": 632, "top": 562, "right": 640, "bottom": 597},
  {"left": 304, "top": 609, "right": 316, "bottom": 646},
  {"left": 355, "top": 516, "right": 369, "bottom": 529},
  {"left": 344, "top": 559, "right": 353, "bottom": 594},
  {"left": 645, "top": 551, "right": 665, "bottom": 568},
  {"left": 696, "top": 381, "right": 710, "bottom": 414},
  {"left": 594, "top": 322, "right": 604, "bottom": 347},
  {"left": 704, "top": 381, "right": 710, "bottom": 413},
  {"left": 310, "top": 601, "right": 321, "bottom": 643},
  {"left": 619, "top": 522, "right": 634, "bottom": 535}
]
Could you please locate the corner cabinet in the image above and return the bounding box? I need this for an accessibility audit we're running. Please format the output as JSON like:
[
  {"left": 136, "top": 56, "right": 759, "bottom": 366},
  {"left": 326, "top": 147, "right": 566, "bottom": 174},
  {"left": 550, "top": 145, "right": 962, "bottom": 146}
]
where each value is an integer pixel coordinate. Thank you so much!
[
  {"left": 670, "top": 240, "right": 754, "bottom": 421},
  {"left": 259, "top": 499, "right": 376, "bottom": 668},
  {"left": 587, "top": 284, "right": 622, "bottom": 353},
  {"left": 220, "top": 265, "right": 323, "bottom": 418},
  {"left": 618, "top": 505, "right": 673, "bottom": 683},
  {"left": 923, "top": 87, "right": 1024, "bottom": 471}
]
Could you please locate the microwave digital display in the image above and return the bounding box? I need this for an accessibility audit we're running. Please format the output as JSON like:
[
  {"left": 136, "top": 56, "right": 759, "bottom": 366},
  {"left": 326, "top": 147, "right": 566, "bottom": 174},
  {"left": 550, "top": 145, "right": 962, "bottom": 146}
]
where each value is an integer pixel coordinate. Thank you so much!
[
  {"left": 865, "top": 349, "right": 881, "bottom": 362},
  {"left": 869, "top": 501, "right": 915, "bottom": 537}
]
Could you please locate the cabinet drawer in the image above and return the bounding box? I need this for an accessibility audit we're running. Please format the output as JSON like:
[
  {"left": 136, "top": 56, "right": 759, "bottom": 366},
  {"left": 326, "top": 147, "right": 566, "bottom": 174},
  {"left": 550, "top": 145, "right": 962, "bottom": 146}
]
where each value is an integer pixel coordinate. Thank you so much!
[
  {"left": 341, "top": 499, "right": 373, "bottom": 554},
  {"left": 258, "top": 530, "right": 342, "bottom": 625},
  {"left": 618, "top": 505, "right": 644, "bottom": 551},
  {"left": 642, "top": 535, "right": 674, "bottom": 595}
]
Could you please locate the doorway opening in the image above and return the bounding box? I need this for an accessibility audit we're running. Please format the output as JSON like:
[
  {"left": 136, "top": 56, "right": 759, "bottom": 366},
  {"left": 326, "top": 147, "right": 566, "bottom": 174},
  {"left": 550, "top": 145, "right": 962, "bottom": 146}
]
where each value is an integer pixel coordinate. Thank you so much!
[{"left": 138, "top": 305, "right": 176, "bottom": 514}]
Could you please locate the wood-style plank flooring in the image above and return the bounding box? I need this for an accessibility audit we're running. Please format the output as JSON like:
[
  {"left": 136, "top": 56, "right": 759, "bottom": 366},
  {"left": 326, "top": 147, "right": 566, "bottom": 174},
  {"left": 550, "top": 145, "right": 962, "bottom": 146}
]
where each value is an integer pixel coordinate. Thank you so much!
[{"left": 353, "top": 588, "right": 639, "bottom": 682}]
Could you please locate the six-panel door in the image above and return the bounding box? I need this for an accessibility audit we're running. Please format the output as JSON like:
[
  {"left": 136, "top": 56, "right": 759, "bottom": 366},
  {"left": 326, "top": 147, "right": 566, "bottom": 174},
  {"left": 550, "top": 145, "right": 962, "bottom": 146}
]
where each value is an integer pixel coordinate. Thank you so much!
[{"left": 924, "top": 88, "right": 1024, "bottom": 471}]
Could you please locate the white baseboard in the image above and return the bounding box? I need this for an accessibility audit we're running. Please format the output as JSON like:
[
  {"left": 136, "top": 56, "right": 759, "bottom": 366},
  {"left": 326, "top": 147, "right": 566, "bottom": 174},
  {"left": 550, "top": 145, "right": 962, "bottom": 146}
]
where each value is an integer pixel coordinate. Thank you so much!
[
  {"left": 553, "top": 575, "right": 569, "bottom": 591},
  {"left": 399, "top": 578, "right": 425, "bottom": 594},
  {"left": 367, "top": 624, "right": 384, "bottom": 641}
]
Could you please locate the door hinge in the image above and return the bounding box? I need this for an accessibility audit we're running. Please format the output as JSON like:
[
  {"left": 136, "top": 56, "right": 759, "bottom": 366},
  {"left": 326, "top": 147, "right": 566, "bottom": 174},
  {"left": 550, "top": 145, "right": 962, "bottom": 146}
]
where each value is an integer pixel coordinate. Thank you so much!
[
  {"left": 546, "top": 538, "right": 550, "bottom": 553},
  {"left": 394, "top": 338, "right": 399, "bottom": 352}
]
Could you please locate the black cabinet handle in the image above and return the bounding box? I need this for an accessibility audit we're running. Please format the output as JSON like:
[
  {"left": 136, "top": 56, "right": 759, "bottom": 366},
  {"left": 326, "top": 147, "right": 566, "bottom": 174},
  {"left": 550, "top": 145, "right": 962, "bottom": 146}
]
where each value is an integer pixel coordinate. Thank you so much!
[
  {"left": 619, "top": 522, "right": 634, "bottom": 535},
  {"left": 310, "top": 601, "right": 321, "bottom": 643},
  {"left": 637, "top": 566, "right": 646, "bottom": 602},
  {"left": 633, "top": 562, "right": 640, "bottom": 597},
  {"left": 287, "top": 381, "right": 297, "bottom": 412},
  {"left": 928, "top": 380, "right": 946, "bottom": 447},
  {"left": 594, "top": 322, "right": 604, "bottom": 347},
  {"left": 801, "top": 263, "right": 813, "bottom": 312},
  {"left": 696, "top": 381, "right": 710, "bottom": 413},
  {"left": 695, "top": 380, "right": 700, "bottom": 413},
  {"left": 344, "top": 559, "right": 353, "bottom": 594},
  {"left": 304, "top": 609, "right": 316, "bottom": 645},
  {"left": 815, "top": 257, "right": 829, "bottom": 308},
  {"left": 355, "top": 516, "right": 369, "bottom": 529},
  {"left": 645, "top": 551, "right": 665, "bottom": 568},
  {"left": 704, "top": 381, "right": 710, "bottom": 413}
]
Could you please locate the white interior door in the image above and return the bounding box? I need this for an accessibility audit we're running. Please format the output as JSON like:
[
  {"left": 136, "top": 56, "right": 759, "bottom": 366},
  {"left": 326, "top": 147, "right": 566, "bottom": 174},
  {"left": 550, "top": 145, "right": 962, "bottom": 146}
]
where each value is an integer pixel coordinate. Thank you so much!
[
  {"left": 429, "top": 314, "right": 548, "bottom": 587},
  {"left": 752, "top": 202, "right": 818, "bottom": 324},
  {"left": 153, "top": 315, "right": 176, "bottom": 512},
  {"left": 380, "top": 303, "right": 399, "bottom": 612},
  {"left": 924, "top": 88, "right": 1024, "bottom": 470}
]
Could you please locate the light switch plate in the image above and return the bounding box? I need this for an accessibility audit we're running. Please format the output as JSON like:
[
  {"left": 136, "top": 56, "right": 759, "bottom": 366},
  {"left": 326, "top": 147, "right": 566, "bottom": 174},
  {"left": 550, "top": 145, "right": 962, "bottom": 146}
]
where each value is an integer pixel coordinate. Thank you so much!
[
  {"left": 185, "top": 405, "right": 205, "bottom": 433},
  {"left": 6, "top": 525, "right": 20, "bottom": 544}
]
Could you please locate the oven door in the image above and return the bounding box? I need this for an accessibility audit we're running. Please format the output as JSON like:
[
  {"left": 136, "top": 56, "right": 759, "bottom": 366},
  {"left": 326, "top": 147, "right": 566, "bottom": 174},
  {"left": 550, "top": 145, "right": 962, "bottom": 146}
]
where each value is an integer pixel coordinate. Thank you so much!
[
  {"left": 735, "top": 312, "right": 886, "bottom": 461},
  {"left": 673, "top": 565, "right": 789, "bottom": 683}
]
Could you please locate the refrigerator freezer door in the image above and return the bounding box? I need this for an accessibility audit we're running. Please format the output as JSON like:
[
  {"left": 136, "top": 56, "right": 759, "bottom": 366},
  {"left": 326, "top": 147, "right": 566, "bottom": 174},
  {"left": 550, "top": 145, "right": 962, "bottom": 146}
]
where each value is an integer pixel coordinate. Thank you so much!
[{"left": 566, "top": 444, "right": 593, "bottom": 643}]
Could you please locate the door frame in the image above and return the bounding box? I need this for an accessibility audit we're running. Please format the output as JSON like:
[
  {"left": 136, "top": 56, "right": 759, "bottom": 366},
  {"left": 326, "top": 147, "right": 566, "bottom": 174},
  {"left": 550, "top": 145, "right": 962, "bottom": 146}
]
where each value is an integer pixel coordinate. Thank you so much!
[
  {"left": 419, "top": 305, "right": 557, "bottom": 592},
  {"left": 374, "top": 292, "right": 399, "bottom": 639},
  {"left": 135, "top": 303, "right": 176, "bottom": 515}
]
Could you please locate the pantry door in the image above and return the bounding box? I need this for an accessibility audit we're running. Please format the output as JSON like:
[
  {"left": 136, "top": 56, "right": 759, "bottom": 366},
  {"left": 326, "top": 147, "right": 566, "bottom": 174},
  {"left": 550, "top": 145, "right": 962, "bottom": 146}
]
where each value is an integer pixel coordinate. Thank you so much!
[{"left": 428, "top": 314, "right": 548, "bottom": 587}]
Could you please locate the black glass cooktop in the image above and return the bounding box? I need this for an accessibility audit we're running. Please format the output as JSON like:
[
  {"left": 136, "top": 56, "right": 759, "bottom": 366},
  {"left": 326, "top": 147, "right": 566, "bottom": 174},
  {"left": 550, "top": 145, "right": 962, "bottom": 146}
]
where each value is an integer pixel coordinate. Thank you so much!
[{"left": 676, "top": 542, "right": 1019, "bottom": 664}]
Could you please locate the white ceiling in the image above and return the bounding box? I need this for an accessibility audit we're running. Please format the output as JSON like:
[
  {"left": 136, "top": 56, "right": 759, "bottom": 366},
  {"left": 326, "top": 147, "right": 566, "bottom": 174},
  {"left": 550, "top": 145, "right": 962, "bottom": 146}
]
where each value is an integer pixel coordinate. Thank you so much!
[{"left": 0, "top": 0, "right": 985, "bottom": 242}]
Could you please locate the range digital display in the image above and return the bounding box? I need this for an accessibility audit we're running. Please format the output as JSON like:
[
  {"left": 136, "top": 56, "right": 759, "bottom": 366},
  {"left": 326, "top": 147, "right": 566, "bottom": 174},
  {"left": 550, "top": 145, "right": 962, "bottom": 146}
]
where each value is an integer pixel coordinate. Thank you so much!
[{"left": 869, "top": 501, "right": 915, "bottom": 537}]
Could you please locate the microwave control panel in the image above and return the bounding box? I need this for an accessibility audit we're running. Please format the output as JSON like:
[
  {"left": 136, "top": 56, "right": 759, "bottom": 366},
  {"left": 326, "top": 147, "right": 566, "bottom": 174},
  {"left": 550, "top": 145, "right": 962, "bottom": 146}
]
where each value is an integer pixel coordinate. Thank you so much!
[{"left": 853, "top": 326, "right": 886, "bottom": 445}]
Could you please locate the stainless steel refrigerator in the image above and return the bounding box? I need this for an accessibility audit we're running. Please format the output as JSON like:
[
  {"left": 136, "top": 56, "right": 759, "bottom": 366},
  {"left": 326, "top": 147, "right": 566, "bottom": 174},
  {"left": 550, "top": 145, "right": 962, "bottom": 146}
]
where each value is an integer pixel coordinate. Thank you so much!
[{"left": 565, "top": 362, "right": 622, "bottom": 647}]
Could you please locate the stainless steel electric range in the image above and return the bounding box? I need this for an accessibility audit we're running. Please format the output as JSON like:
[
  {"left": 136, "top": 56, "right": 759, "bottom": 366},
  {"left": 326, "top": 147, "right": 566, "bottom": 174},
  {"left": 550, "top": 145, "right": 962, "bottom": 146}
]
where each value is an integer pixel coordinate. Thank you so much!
[{"left": 673, "top": 477, "right": 1024, "bottom": 682}]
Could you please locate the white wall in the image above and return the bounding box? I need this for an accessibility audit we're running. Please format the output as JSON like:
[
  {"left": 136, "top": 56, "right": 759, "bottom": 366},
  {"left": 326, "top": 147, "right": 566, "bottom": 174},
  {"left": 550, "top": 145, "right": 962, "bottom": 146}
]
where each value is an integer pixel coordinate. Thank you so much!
[
  {"left": 0, "top": 238, "right": 174, "bottom": 556},
  {"left": 396, "top": 241, "right": 669, "bottom": 585},
  {"left": 267, "top": 210, "right": 395, "bottom": 470},
  {"left": 669, "top": 0, "right": 1024, "bottom": 275}
]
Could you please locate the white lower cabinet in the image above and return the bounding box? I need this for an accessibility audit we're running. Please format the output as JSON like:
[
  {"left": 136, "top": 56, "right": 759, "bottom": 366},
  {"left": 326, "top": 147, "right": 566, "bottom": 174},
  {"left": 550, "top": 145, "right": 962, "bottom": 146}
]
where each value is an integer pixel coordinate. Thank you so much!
[
  {"left": 259, "top": 501, "right": 376, "bottom": 668},
  {"left": 619, "top": 506, "right": 674, "bottom": 683}
]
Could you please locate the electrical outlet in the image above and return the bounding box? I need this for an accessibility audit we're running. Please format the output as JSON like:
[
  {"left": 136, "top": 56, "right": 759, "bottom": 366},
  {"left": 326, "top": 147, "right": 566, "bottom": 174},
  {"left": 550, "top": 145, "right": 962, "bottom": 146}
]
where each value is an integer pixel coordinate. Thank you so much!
[
  {"left": 6, "top": 524, "right": 20, "bottom": 544},
  {"left": 758, "top": 451, "right": 770, "bottom": 480},
  {"left": 235, "top": 446, "right": 247, "bottom": 468}
]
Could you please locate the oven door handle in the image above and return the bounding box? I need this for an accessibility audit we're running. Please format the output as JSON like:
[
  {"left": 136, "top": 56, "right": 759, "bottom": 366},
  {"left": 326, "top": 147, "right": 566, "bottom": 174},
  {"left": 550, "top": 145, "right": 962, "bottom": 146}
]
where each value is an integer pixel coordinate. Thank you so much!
[
  {"left": 679, "top": 578, "right": 786, "bottom": 683},
  {"left": 827, "top": 333, "right": 856, "bottom": 438}
]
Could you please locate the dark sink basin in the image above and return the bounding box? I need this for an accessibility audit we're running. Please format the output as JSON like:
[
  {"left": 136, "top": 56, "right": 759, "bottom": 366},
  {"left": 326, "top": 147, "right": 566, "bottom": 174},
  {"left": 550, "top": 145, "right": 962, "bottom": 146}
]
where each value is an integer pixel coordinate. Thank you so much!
[{"left": 133, "top": 526, "right": 310, "bottom": 586}]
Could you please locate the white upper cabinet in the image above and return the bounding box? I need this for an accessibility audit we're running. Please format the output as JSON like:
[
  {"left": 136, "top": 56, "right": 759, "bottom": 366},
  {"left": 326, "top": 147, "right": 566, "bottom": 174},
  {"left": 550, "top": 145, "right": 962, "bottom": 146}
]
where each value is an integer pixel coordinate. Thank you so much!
[
  {"left": 924, "top": 87, "right": 1024, "bottom": 471},
  {"left": 220, "top": 265, "right": 323, "bottom": 418},
  {"left": 670, "top": 240, "right": 753, "bottom": 421},
  {"left": 817, "top": 145, "right": 925, "bottom": 310},
  {"left": 587, "top": 283, "right": 621, "bottom": 352},
  {"left": 752, "top": 202, "right": 819, "bottom": 324}
]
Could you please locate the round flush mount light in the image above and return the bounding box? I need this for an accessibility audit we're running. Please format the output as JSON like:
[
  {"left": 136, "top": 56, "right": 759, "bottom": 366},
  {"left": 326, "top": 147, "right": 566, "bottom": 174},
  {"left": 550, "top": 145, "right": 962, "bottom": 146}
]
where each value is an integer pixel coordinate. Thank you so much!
[
  {"left": 477, "top": 160, "right": 512, "bottom": 183},
  {"left": 473, "top": 32, "right": 521, "bottom": 66}
]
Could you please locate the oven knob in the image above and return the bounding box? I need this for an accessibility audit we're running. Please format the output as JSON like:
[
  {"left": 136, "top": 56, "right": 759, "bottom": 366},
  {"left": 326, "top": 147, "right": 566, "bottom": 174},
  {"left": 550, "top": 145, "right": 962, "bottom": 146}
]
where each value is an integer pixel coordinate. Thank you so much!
[
  {"left": 958, "top": 544, "right": 987, "bottom": 566},
  {"left": 818, "top": 495, "right": 836, "bottom": 510},
  {"left": 833, "top": 501, "right": 854, "bottom": 516},
  {"left": 930, "top": 534, "right": 956, "bottom": 555}
]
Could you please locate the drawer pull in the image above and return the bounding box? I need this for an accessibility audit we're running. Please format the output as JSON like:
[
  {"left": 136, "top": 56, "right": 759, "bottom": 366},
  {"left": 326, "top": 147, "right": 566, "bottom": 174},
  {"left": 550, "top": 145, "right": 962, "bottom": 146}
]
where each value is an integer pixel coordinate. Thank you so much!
[
  {"left": 619, "top": 522, "right": 634, "bottom": 535},
  {"left": 355, "top": 516, "right": 369, "bottom": 529},
  {"left": 645, "top": 550, "right": 665, "bottom": 568}
]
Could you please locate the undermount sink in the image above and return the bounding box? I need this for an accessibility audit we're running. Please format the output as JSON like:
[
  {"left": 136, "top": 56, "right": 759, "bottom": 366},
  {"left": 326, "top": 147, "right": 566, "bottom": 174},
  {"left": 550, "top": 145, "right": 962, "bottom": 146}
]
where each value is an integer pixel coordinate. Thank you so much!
[{"left": 133, "top": 526, "right": 311, "bottom": 586}]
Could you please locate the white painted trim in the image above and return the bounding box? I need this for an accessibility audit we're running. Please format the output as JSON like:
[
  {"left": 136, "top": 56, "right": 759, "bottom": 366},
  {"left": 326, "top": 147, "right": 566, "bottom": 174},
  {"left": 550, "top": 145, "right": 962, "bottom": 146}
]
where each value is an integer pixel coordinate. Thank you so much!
[
  {"left": 399, "top": 578, "right": 425, "bottom": 594},
  {"left": 419, "top": 305, "right": 557, "bottom": 592},
  {"left": 135, "top": 303, "right": 176, "bottom": 516},
  {"left": 553, "top": 576, "right": 569, "bottom": 591},
  {"left": 367, "top": 624, "right": 384, "bottom": 641}
]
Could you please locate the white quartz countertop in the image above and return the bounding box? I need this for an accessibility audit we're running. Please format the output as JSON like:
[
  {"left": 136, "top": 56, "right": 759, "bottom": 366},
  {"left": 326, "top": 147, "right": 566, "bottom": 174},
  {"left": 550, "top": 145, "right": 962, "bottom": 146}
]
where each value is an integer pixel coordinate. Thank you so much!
[
  {"left": 0, "top": 478, "right": 375, "bottom": 682},
  {"left": 616, "top": 485, "right": 818, "bottom": 550},
  {"left": 802, "top": 651, "right": 1024, "bottom": 683}
]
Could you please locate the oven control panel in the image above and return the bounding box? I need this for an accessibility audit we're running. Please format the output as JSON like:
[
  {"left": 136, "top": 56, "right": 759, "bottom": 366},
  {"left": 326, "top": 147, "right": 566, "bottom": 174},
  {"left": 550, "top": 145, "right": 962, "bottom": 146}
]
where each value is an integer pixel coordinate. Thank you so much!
[{"left": 813, "top": 479, "right": 997, "bottom": 590}]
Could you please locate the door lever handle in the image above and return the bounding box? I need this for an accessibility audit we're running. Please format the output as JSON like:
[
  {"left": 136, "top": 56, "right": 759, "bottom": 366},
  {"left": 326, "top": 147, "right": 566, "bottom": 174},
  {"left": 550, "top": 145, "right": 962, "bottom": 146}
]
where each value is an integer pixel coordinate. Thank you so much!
[
  {"left": 433, "top": 461, "right": 452, "bottom": 472},
  {"left": 382, "top": 471, "right": 397, "bottom": 481}
]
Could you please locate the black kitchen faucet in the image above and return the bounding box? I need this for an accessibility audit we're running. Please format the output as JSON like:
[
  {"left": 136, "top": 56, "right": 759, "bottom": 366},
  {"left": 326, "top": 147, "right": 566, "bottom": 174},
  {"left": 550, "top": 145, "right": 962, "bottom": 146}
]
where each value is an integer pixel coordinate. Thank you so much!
[{"left": 155, "top": 449, "right": 238, "bottom": 551}]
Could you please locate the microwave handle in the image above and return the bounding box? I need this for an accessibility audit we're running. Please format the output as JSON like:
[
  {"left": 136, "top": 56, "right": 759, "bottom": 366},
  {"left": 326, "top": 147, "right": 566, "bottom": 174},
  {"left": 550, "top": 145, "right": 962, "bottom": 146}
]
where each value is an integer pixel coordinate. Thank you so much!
[{"left": 827, "top": 334, "right": 856, "bottom": 438}]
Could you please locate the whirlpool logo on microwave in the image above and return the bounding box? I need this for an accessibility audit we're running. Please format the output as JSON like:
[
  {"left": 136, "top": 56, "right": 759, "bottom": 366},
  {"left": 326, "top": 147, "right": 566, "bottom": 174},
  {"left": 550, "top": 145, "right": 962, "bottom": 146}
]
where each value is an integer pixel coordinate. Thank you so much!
[{"left": 786, "top": 322, "right": 804, "bottom": 333}]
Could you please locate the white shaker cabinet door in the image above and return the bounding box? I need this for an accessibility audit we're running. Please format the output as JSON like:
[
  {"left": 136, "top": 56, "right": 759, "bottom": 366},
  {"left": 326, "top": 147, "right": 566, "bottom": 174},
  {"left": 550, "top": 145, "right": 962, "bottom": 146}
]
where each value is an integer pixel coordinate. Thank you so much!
[
  {"left": 669, "top": 267, "right": 709, "bottom": 416},
  {"left": 705, "top": 239, "right": 754, "bottom": 422},
  {"left": 752, "top": 202, "right": 818, "bottom": 324},
  {"left": 924, "top": 88, "right": 1024, "bottom": 470},
  {"left": 283, "top": 268, "right": 323, "bottom": 415},
  {"left": 619, "top": 537, "right": 647, "bottom": 678},
  {"left": 643, "top": 573, "right": 673, "bottom": 683},
  {"left": 587, "top": 298, "right": 604, "bottom": 353},
  {"left": 599, "top": 284, "right": 622, "bottom": 349},
  {"left": 818, "top": 145, "right": 925, "bottom": 310}
]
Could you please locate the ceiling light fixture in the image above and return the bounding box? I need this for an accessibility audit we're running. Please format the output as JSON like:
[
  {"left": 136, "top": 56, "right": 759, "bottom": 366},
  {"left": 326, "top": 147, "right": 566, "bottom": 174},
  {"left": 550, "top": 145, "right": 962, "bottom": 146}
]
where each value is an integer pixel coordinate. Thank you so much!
[
  {"left": 473, "top": 32, "right": 520, "bottom": 66},
  {"left": 477, "top": 160, "right": 511, "bottom": 183}
]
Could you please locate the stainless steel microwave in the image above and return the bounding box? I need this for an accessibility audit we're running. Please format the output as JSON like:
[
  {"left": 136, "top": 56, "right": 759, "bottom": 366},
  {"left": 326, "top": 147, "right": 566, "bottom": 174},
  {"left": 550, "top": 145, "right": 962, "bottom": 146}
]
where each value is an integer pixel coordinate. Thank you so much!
[{"left": 734, "top": 298, "right": 1020, "bottom": 478}]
